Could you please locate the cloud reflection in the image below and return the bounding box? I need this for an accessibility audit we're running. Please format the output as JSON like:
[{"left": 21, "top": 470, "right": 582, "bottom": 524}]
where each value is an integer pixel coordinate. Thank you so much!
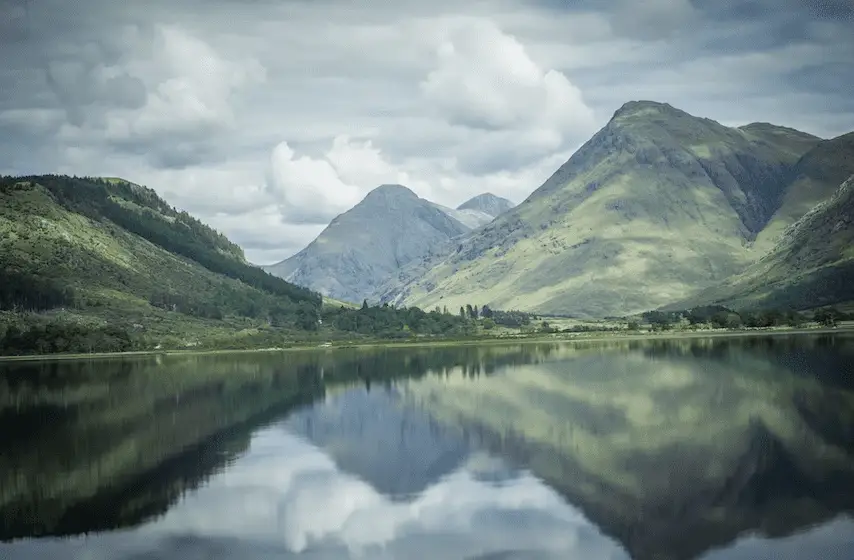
[{"left": 141, "top": 427, "right": 630, "bottom": 559}]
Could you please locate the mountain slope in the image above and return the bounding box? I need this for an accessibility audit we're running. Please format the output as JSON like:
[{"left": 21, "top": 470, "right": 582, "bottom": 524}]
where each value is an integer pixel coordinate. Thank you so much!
[
  {"left": 264, "top": 185, "right": 472, "bottom": 302},
  {"left": 0, "top": 175, "right": 322, "bottom": 351},
  {"left": 752, "top": 132, "right": 854, "bottom": 252},
  {"left": 672, "top": 174, "right": 854, "bottom": 311},
  {"left": 381, "top": 101, "right": 822, "bottom": 317}
]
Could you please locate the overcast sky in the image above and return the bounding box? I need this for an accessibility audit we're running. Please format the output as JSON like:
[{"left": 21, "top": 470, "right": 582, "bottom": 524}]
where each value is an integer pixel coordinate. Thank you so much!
[{"left": 2, "top": 0, "right": 852, "bottom": 264}]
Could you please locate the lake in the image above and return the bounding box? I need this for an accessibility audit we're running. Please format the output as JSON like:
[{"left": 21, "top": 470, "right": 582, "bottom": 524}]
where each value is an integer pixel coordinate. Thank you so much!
[{"left": 2, "top": 334, "right": 854, "bottom": 559}]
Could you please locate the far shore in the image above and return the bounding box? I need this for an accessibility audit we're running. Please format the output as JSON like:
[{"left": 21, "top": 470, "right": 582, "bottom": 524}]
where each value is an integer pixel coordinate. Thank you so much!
[{"left": 0, "top": 324, "right": 851, "bottom": 363}]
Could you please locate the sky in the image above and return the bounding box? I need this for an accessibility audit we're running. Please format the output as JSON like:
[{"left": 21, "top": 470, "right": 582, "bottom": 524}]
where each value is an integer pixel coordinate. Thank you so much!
[{"left": 1, "top": 0, "right": 853, "bottom": 264}]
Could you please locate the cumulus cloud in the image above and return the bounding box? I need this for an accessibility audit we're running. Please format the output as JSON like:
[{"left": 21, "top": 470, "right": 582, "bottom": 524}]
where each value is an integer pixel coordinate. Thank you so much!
[
  {"left": 265, "top": 135, "right": 437, "bottom": 226},
  {"left": 1, "top": 0, "right": 853, "bottom": 261},
  {"left": 421, "top": 18, "right": 596, "bottom": 171},
  {"left": 123, "top": 426, "right": 628, "bottom": 558},
  {"left": 52, "top": 24, "right": 266, "bottom": 167}
]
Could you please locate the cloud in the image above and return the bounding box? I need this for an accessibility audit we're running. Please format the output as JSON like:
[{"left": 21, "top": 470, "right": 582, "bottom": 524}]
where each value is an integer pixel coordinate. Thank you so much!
[
  {"left": 420, "top": 18, "right": 596, "bottom": 171},
  {"left": 1, "top": 0, "right": 853, "bottom": 262},
  {"left": 50, "top": 24, "right": 266, "bottom": 168},
  {"left": 126, "top": 426, "right": 628, "bottom": 558},
  {"left": 609, "top": 0, "right": 699, "bottom": 39}
]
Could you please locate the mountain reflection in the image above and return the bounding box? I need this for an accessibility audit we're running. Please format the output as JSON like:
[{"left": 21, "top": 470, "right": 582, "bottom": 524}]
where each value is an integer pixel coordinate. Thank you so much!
[{"left": 1, "top": 336, "right": 853, "bottom": 559}]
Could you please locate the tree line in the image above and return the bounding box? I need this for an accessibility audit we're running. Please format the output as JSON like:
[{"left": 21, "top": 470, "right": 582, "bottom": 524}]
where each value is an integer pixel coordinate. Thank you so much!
[{"left": 642, "top": 305, "right": 850, "bottom": 330}]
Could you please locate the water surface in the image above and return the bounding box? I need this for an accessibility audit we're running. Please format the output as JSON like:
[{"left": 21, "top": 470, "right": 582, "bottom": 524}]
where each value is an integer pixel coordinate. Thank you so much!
[{"left": 2, "top": 335, "right": 854, "bottom": 559}]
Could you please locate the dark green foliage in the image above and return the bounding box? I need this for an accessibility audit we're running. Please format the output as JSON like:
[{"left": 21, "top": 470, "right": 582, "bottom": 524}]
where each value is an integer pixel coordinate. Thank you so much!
[
  {"left": 323, "top": 303, "right": 472, "bottom": 338},
  {"left": 685, "top": 306, "right": 733, "bottom": 325},
  {"left": 0, "top": 322, "right": 136, "bottom": 356},
  {"left": 814, "top": 308, "right": 841, "bottom": 327},
  {"left": 490, "top": 309, "right": 532, "bottom": 327},
  {"left": 642, "top": 310, "right": 680, "bottom": 327},
  {"left": 6, "top": 175, "right": 321, "bottom": 310},
  {"left": 0, "top": 269, "right": 75, "bottom": 311}
]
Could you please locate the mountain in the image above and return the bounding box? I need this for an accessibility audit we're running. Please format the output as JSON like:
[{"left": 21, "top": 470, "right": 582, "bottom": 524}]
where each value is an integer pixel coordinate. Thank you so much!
[
  {"left": 0, "top": 175, "right": 322, "bottom": 353},
  {"left": 458, "top": 192, "right": 515, "bottom": 216},
  {"left": 264, "top": 185, "right": 512, "bottom": 303},
  {"left": 671, "top": 174, "right": 854, "bottom": 311},
  {"left": 752, "top": 131, "right": 854, "bottom": 252},
  {"left": 379, "top": 101, "right": 823, "bottom": 317}
]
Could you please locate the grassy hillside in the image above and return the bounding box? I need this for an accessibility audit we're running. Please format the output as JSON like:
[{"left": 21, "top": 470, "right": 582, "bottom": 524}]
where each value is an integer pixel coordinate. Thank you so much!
[
  {"left": 752, "top": 132, "right": 854, "bottom": 252},
  {"left": 672, "top": 174, "right": 854, "bottom": 311},
  {"left": 382, "top": 101, "right": 821, "bottom": 317},
  {"left": 0, "top": 176, "right": 472, "bottom": 355}
]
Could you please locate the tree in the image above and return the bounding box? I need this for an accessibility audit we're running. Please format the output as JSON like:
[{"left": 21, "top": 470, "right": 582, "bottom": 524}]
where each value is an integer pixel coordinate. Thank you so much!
[
  {"left": 814, "top": 308, "right": 839, "bottom": 327},
  {"left": 460, "top": 306, "right": 466, "bottom": 318},
  {"left": 361, "top": 299, "right": 369, "bottom": 310},
  {"left": 466, "top": 304, "right": 474, "bottom": 319},
  {"left": 481, "top": 304, "right": 493, "bottom": 319},
  {"left": 482, "top": 318, "right": 495, "bottom": 330},
  {"left": 473, "top": 305, "right": 479, "bottom": 319},
  {"left": 627, "top": 321, "right": 640, "bottom": 331}
]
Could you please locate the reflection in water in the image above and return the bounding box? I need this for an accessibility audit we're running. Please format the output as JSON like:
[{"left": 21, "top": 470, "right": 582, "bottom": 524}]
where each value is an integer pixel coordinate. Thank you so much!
[{"left": 1, "top": 336, "right": 853, "bottom": 559}]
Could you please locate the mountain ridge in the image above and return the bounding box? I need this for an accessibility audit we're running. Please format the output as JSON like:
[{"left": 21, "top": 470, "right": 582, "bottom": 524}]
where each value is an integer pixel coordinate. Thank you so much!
[
  {"left": 670, "top": 173, "right": 854, "bottom": 311},
  {"left": 378, "top": 101, "right": 828, "bottom": 317},
  {"left": 265, "top": 185, "right": 515, "bottom": 303}
]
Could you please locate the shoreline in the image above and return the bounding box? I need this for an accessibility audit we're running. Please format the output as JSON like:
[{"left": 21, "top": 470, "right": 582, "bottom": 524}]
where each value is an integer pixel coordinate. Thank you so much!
[{"left": 0, "top": 325, "right": 851, "bottom": 363}]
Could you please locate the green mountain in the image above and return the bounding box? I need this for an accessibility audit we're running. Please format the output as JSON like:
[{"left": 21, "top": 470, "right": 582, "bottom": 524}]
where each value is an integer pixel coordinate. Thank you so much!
[
  {"left": 0, "top": 175, "right": 324, "bottom": 352},
  {"left": 264, "top": 185, "right": 510, "bottom": 303},
  {"left": 379, "top": 101, "right": 823, "bottom": 317},
  {"left": 671, "top": 174, "right": 854, "bottom": 311},
  {"left": 750, "top": 131, "right": 854, "bottom": 252}
]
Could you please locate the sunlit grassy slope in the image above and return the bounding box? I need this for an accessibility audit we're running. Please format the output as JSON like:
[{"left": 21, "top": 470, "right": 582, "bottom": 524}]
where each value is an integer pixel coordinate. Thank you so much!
[
  {"left": 672, "top": 174, "right": 854, "bottom": 311},
  {"left": 752, "top": 132, "right": 854, "bottom": 253},
  {"left": 383, "top": 101, "right": 822, "bottom": 317}
]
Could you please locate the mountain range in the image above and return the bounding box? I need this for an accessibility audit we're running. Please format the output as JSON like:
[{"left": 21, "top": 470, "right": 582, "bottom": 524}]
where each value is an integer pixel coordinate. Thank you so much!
[
  {"left": 263, "top": 188, "right": 514, "bottom": 303},
  {"left": 361, "top": 101, "right": 853, "bottom": 317}
]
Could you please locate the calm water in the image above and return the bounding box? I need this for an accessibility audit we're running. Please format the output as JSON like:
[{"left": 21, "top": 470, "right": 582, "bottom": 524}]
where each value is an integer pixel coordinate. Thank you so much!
[{"left": 2, "top": 335, "right": 854, "bottom": 560}]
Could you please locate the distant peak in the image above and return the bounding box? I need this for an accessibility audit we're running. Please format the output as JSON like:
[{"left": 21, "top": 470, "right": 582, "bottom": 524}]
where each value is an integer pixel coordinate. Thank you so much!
[
  {"left": 360, "top": 184, "right": 419, "bottom": 205},
  {"left": 611, "top": 100, "right": 686, "bottom": 121},
  {"left": 457, "top": 192, "right": 515, "bottom": 215},
  {"left": 366, "top": 184, "right": 417, "bottom": 197}
]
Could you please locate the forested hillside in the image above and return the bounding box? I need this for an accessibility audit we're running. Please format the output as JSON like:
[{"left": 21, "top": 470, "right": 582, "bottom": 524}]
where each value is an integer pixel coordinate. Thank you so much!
[{"left": 0, "top": 176, "right": 472, "bottom": 355}]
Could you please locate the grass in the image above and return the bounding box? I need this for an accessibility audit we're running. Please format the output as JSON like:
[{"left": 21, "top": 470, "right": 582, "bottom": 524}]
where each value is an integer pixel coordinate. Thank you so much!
[{"left": 3, "top": 324, "right": 850, "bottom": 363}]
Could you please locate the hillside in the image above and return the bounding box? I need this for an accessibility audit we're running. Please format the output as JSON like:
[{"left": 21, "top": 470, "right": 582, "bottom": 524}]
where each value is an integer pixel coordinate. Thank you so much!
[
  {"left": 0, "top": 176, "right": 478, "bottom": 355},
  {"left": 671, "top": 174, "right": 854, "bottom": 311},
  {"left": 752, "top": 132, "right": 854, "bottom": 252},
  {"left": 265, "top": 185, "right": 510, "bottom": 303},
  {"left": 379, "top": 101, "right": 822, "bottom": 317},
  {"left": 0, "top": 175, "right": 326, "bottom": 352}
]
